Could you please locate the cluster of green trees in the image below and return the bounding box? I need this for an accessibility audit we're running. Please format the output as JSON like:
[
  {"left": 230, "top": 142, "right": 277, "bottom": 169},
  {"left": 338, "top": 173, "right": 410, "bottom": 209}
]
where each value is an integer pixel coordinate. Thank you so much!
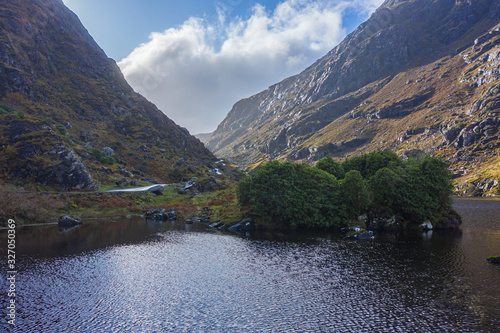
[{"left": 237, "top": 150, "right": 455, "bottom": 229}]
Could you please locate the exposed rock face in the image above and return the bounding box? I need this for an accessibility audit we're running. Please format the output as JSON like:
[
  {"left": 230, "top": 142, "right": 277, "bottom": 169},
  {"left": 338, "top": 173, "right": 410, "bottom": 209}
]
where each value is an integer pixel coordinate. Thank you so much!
[
  {"left": 42, "top": 151, "right": 94, "bottom": 190},
  {"left": 2, "top": 119, "right": 95, "bottom": 189},
  {"left": 0, "top": 0, "right": 216, "bottom": 190},
  {"left": 206, "top": 0, "right": 500, "bottom": 194}
]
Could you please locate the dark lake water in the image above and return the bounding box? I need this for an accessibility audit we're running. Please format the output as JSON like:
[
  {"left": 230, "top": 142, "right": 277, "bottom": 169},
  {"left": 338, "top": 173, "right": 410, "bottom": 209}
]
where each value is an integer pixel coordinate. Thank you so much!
[{"left": 1, "top": 198, "right": 500, "bottom": 332}]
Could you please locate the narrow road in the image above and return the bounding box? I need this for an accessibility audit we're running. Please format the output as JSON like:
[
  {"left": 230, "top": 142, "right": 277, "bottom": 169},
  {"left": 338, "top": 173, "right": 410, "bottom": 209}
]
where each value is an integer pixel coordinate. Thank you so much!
[{"left": 106, "top": 184, "right": 170, "bottom": 193}]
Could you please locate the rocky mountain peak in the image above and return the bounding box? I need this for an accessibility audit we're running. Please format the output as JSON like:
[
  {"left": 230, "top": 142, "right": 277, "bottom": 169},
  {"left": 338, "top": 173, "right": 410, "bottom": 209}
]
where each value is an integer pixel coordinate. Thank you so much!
[
  {"left": 206, "top": 0, "right": 500, "bottom": 196},
  {"left": 0, "top": 0, "right": 216, "bottom": 190}
]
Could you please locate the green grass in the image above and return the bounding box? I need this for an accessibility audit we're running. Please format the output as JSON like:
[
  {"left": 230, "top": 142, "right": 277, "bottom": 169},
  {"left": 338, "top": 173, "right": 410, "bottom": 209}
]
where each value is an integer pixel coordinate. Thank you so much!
[{"left": 59, "top": 182, "right": 244, "bottom": 224}]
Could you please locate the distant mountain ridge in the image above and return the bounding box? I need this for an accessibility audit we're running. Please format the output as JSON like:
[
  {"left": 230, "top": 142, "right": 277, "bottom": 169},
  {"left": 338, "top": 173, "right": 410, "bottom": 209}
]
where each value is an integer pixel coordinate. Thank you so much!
[
  {"left": 207, "top": 0, "right": 500, "bottom": 196},
  {"left": 194, "top": 132, "right": 214, "bottom": 144},
  {"left": 0, "top": 0, "right": 215, "bottom": 189}
]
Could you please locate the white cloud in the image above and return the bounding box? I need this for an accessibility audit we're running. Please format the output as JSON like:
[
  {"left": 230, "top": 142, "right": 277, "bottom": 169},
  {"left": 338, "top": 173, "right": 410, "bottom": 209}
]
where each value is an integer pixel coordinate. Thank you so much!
[{"left": 118, "top": 0, "right": 382, "bottom": 134}]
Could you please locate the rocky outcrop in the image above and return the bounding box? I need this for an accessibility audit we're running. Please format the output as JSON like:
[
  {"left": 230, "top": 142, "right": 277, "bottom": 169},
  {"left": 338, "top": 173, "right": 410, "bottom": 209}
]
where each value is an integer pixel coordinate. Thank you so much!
[
  {"left": 41, "top": 151, "right": 95, "bottom": 190},
  {"left": 206, "top": 0, "right": 499, "bottom": 196},
  {"left": 145, "top": 208, "right": 178, "bottom": 221},
  {"left": 179, "top": 176, "right": 220, "bottom": 195},
  {"left": 366, "top": 215, "right": 404, "bottom": 232},
  {"left": 227, "top": 219, "right": 255, "bottom": 234},
  {"left": 207, "top": 0, "right": 500, "bottom": 169},
  {"left": 1, "top": 120, "right": 95, "bottom": 190}
]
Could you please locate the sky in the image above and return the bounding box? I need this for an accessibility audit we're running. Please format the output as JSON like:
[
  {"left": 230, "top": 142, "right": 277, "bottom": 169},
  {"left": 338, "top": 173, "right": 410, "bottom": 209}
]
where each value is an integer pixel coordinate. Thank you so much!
[{"left": 63, "top": 0, "right": 383, "bottom": 134}]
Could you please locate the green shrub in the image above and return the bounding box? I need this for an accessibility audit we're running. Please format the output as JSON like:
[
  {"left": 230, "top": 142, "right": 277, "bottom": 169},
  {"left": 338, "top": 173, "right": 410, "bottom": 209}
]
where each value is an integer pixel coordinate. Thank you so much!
[
  {"left": 55, "top": 124, "right": 67, "bottom": 136},
  {"left": 0, "top": 102, "right": 24, "bottom": 118},
  {"left": 169, "top": 167, "right": 183, "bottom": 182},
  {"left": 0, "top": 102, "right": 16, "bottom": 114},
  {"left": 341, "top": 170, "right": 370, "bottom": 219},
  {"left": 238, "top": 161, "right": 348, "bottom": 229},
  {"left": 342, "top": 150, "right": 402, "bottom": 179},
  {"left": 238, "top": 151, "right": 455, "bottom": 229},
  {"left": 368, "top": 157, "right": 453, "bottom": 224},
  {"left": 316, "top": 156, "right": 345, "bottom": 179},
  {"left": 90, "top": 147, "right": 116, "bottom": 165}
]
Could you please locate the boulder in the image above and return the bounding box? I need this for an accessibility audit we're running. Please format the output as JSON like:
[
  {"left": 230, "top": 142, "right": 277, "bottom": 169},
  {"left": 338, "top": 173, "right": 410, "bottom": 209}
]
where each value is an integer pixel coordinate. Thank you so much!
[
  {"left": 367, "top": 215, "right": 402, "bottom": 232},
  {"left": 145, "top": 208, "right": 177, "bottom": 221},
  {"left": 344, "top": 228, "right": 374, "bottom": 240},
  {"left": 434, "top": 210, "right": 462, "bottom": 229},
  {"left": 132, "top": 170, "right": 145, "bottom": 177},
  {"left": 185, "top": 218, "right": 200, "bottom": 224},
  {"left": 209, "top": 222, "right": 223, "bottom": 229},
  {"left": 116, "top": 177, "right": 128, "bottom": 187},
  {"left": 58, "top": 215, "right": 82, "bottom": 228},
  {"left": 183, "top": 178, "right": 197, "bottom": 190},
  {"left": 166, "top": 209, "right": 177, "bottom": 220},
  {"left": 118, "top": 166, "right": 133, "bottom": 178},
  {"left": 149, "top": 185, "right": 164, "bottom": 196},
  {"left": 357, "top": 230, "right": 374, "bottom": 240},
  {"left": 103, "top": 147, "right": 114, "bottom": 156},
  {"left": 487, "top": 256, "right": 500, "bottom": 264},
  {"left": 228, "top": 219, "right": 255, "bottom": 233},
  {"left": 203, "top": 181, "right": 215, "bottom": 192},
  {"left": 102, "top": 166, "right": 112, "bottom": 174},
  {"left": 420, "top": 221, "right": 433, "bottom": 231},
  {"left": 39, "top": 151, "right": 95, "bottom": 190}
]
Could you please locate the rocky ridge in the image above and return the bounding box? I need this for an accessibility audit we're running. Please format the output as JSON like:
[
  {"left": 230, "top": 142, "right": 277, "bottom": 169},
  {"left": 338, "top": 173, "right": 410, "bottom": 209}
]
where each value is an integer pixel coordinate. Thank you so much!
[
  {"left": 207, "top": 0, "right": 500, "bottom": 196},
  {"left": 0, "top": 0, "right": 216, "bottom": 190}
]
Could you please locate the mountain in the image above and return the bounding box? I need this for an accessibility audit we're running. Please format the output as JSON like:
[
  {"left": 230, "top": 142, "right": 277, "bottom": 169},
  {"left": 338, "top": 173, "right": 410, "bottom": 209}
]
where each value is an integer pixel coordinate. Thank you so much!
[
  {"left": 207, "top": 0, "right": 500, "bottom": 196},
  {"left": 194, "top": 132, "right": 214, "bottom": 144},
  {"left": 0, "top": 0, "right": 216, "bottom": 190}
]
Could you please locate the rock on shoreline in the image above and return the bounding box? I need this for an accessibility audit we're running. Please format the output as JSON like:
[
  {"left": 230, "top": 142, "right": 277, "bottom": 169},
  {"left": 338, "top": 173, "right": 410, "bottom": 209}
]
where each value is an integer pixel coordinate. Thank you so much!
[{"left": 58, "top": 215, "right": 82, "bottom": 228}]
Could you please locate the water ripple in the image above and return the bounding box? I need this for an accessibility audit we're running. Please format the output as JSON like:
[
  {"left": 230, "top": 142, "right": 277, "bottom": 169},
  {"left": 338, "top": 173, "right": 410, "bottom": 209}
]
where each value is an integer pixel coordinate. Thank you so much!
[{"left": 1, "top": 200, "right": 500, "bottom": 332}]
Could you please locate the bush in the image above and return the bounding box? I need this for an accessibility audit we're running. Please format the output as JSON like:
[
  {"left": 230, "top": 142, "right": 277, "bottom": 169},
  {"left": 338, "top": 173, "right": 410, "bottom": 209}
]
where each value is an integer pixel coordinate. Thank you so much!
[
  {"left": 316, "top": 156, "right": 345, "bottom": 179},
  {"left": 0, "top": 102, "right": 16, "bottom": 115},
  {"left": 0, "top": 102, "right": 25, "bottom": 118},
  {"left": 341, "top": 170, "right": 370, "bottom": 219},
  {"left": 368, "top": 157, "right": 454, "bottom": 224},
  {"left": 55, "top": 124, "right": 67, "bottom": 136},
  {"left": 169, "top": 167, "right": 184, "bottom": 182},
  {"left": 238, "top": 161, "right": 348, "bottom": 228},
  {"left": 238, "top": 151, "right": 455, "bottom": 229},
  {"left": 342, "top": 150, "right": 402, "bottom": 179},
  {"left": 90, "top": 147, "right": 116, "bottom": 165}
]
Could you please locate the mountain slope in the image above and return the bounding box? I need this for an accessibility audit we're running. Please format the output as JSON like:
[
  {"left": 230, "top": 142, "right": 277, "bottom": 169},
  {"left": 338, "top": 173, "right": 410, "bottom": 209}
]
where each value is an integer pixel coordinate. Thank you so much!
[
  {"left": 0, "top": 0, "right": 215, "bottom": 190},
  {"left": 207, "top": 0, "right": 500, "bottom": 195}
]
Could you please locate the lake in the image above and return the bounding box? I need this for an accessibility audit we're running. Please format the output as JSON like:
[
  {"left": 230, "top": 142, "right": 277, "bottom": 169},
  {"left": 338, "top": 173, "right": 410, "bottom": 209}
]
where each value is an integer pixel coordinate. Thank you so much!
[{"left": 1, "top": 198, "right": 499, "bottom": 332}]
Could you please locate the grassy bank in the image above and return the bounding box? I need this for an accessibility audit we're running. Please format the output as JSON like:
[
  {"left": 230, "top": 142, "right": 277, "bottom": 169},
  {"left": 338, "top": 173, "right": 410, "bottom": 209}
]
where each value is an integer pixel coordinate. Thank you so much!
[{"left": 0, "top": 182, "right": 245, "bottom": 227}]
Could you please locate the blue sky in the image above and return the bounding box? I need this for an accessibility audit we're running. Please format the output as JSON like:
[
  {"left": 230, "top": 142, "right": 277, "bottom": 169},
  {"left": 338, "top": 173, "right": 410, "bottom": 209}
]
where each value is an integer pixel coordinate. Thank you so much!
[{"left": 63, "top": 0, "right": 383, "bottom": 134}]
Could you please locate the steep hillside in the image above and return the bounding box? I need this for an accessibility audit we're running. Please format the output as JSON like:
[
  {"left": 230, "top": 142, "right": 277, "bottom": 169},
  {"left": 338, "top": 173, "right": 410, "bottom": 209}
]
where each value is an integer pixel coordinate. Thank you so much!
[
  {"left": 207, "top": 0, "right": 500, "bottom": 196},
  {"left": 0, "top": 0, "right": 216, "bottom": 190}
]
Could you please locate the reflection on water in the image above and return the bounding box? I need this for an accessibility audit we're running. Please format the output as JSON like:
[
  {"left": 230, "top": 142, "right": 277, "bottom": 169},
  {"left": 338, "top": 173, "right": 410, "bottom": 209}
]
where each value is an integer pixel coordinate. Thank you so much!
[{"left": 0, "top": 198, "right": 499, "bottom": 332}]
